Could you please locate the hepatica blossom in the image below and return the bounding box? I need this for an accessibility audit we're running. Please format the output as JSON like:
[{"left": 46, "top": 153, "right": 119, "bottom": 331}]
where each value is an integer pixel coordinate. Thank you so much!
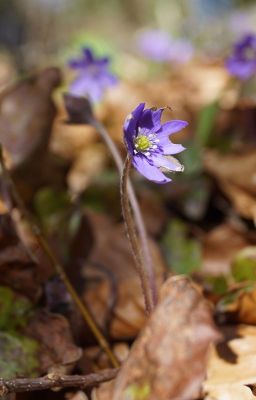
[
  {"left": 137, "top": 29, "right": 193, "bottom": 64},
  {"left": 68, "top": 47, "right": 118, "bottom": 103},
  {"left": 124, "top": 103, "right": 188, "bottom": 184},
  {"left": 226, "top": 34, "right": 256, "bottom": 80}
]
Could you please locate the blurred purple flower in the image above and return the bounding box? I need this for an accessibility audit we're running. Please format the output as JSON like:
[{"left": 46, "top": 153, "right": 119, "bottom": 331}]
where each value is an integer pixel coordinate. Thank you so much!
[
  {"left": 167, "top": 39, "right": 194, "bottom": 64},
  {"left": 68, "top": 47, "right": 118, "bottom": 103},
  {"left": 137, "top": 30, "right": 172, "bottom": 62},
  {"left": 137, "top": 29, "right": 193, "bottom": 64},
  {"left": 228, "top": 11, "right": 252, "bottom": 36},
  {"left": 226, "top": 34, "right": 256, "bottom": 80},
  {"left": 124, "top": 103, "right": 187, "bottom": 184}
]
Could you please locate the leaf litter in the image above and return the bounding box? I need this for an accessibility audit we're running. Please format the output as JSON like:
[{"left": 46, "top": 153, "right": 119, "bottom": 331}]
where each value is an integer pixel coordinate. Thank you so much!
[{"left": 0, "top": 30, "right": 255, "bottom": 400}]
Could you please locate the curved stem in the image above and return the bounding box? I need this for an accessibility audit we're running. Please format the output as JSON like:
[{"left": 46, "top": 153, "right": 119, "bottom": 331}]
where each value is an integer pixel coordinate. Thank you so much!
[
  {"left": 0, "top": 146, "right": 119, "bottom": 369},
  {"left": 91, "top": 119, "right": 157, "bottom": 306},
  {"left": 120, "top": 156, "right": 153, "bottom": 315}
]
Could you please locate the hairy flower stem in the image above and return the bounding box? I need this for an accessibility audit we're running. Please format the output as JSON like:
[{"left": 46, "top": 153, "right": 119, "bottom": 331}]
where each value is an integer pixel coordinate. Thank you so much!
[
  {"left": 0, "top": 146, "right": 119, "bottom": 369},
  {"left": 91, "top": 119, "right": 157, "bottom": 306},
  {"left": 120, "top": 156, "right": 153, "bottom": 315}
]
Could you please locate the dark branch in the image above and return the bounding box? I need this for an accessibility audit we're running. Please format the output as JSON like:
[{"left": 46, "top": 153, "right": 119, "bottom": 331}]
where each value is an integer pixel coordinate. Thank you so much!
[{"left": 0, "top": 368, "right": 118, "bottom": 395}]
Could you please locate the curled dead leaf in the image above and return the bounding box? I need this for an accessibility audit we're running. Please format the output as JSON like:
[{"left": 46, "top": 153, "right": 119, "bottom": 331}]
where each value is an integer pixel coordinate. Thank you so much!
[
  {"left": 202, "top": 222, "right": 250, "bottom": 276},
  {"left": 204, "top": 149, "right": 256, "bottom": 222},
  {"left": 94, "top": 276, "right": 219, "bottom": 400},
  {"left": 204, "top": 325, "right": 256, "bottom": 400},
  {"left": 26, "top": 310, "right": 82, "bottom": 374},
  {"left": 83, "top": 214, "right": 166, "bottom": 341}
]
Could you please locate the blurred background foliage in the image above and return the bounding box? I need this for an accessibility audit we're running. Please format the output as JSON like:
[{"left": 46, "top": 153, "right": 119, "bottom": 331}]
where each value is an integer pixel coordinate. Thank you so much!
[{"left": 0, "top": 0, "right": 256, "bottom": 73}]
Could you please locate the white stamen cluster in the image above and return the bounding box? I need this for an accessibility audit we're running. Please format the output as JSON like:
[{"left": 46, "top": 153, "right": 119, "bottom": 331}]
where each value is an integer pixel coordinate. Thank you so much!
[{"left": 133, "top": 129, "right": 160, "bottom": 157}]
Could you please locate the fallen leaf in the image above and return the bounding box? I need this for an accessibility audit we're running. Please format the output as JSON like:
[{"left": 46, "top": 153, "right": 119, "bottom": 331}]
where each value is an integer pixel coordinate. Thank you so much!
[
  {"left": 202, "top": 222, "right": 250, "bottom": 276},
  {"left": 67, "top": 143, "right": 109, "bottom": 194},
  {"left": 233, "top": 286, "right": 256, "bottom": 325},
  {"left": 204, "top": 149, "right": 256, "bottom": 222},
  {"left": 0, "top": 331, "right": 39, "bottom": 379},
  {"left": 0, "top": 286, "right": 39, "bottom": 379},
  {"left": 94, "top": 276, "right": 219, "bottom": 400},
  {"left": 26, "top": 310, "right": 82, "bottom": 374},
  {"left": 65, "top": 391, "right": 89, "bottom": 400},
  {"left": 0, "top": 214, "right": 51, "bottom": 301},
  {"left": 205, "top": 383, "right": 256, "bottom": 400},
  {"left": 138, "top": 190, "right": 168, "bottom": 236},
  {"left": 0, "top": 67, "right": 61, "bottom": 169},
  {"left": 83, "top": 212, "right": 166, "bottom": 341},
  {"left": 204, "top": 325, "right": 256, "bottom": 399}
]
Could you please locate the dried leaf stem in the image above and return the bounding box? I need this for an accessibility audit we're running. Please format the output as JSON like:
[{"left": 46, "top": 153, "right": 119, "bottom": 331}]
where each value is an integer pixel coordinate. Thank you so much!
[
  {"left": 120, "top": 156, "right": 153, "bottom": 315},
  {"left": 0, "top": 368, "right": 118, "bottom": 395},
  {"left": 91, "top": 119, "right": 157, "bottom": 307},
  {"left": 0, "top": 145, "right": 119, "bottom": 369}
]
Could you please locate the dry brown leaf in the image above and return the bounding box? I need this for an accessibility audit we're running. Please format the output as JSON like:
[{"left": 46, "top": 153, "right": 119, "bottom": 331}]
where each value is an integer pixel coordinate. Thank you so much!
[
  {"left": 220, "top": 182, "right": 256, "bottom": 223},
  {"left": 202, "top": 222, "right": 249, "bottom": 276},
  {"left": 0, "top": 68, "right": 60, "bottom": 169},
  {"left": 26, "top": 310, "right": 82, "bottom": 374},
  {"left": 205, "top": 384, "right": 256, "bottom": 400},
  {"left": 67, "top": 143, "right": 109, "bottom": 194},
  {"left": 83, "top": 213, "right": 166, "bottom": 341},
  {"left": 51, "top": 99, "right": 97, "bottom": 161},
  {"left": 204, "top": 149, "right": 256, "bottom": 222},
  {"left": 204, "top": 325, "right": 256, "bottom": 399},
  {"left": 65, "top": 391, "right": 89, "bottom": 400},
  {"left": 138, "top": 190, "right": 168, "bottom": 236},
  {"left": 0, "top": 214, "right": 52, "bottom": 301},
  {"left": 94, "top": 276, "right": 219, "bottom": 400},
  {"left": 232, "top": 287, "right": 256, "bottom": 325}
]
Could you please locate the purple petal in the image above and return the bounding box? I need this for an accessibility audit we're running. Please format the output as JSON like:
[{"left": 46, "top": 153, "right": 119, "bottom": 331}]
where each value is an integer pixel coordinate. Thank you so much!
[
  {"left": 157, "top": 120, "right": 188, "bottom": 137},
  {"left": 137, "top": 30, "right": 173, "bottom": 62},
  {"left": 83, "top": 48, "right": 94, "bottom": 62},
  {"left": 226, "top": 58, "right": 256, "bottom": 79},
  {"left": 69, "top": 76, "right": 103, "bottom": 102},
  {"left": 151, "top": 108, "right": 164, "bottom": 130},
  {"left": 123, "top": 103, "right": 145, "bottom": 155},
  {"left": 139, "top": 109, "right": 154, "bottom": 130},
  {"left": 100, "top": 71, "right": 118, "bottom": 85},
  {"left": 132, "top": 155, "right": 171, "bottom": 184},
  {"left": 157, "top": 132, "right": 186, "bottom": 154},
  {"left": 161, "top": 141, "right": 186, "bottom": 155},
  {"left": 96, "top": 57, "right": 110, "bottom": 67},
  {"left": 124, "top": 103, "right": 145, "bottom": 136},
  {"left": 151, "top": 154, "right": 183, "bottom": 171},
  {"left": 139, "top": 108, "right": 164, "bottom": 133}
]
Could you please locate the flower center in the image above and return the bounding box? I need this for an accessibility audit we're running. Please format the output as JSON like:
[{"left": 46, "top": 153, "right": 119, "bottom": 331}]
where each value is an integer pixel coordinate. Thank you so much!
[{"left": 134, "top": 135, "right": 151, "bottom": 152}]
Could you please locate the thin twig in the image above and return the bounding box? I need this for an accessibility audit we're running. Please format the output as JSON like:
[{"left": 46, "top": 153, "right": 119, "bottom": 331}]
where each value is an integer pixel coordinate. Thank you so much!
[
  {"left": 91, "top": 119, "right": 157, "bottom": 306},
  {"left": 120, "top": 156, "right": 153, "bottom": 315},
  {"left": 0, "top": 145, "right": 119, "bottom": 369},
  {"left": 0, "top": 368, "right": 119, "bottom": 395}
]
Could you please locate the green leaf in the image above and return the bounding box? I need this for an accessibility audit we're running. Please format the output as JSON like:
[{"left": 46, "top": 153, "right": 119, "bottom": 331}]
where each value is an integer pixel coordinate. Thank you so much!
[
  {"left": 0, "top": 286, "right": 32, "bottom": 331},
  {"left": 0, "top": 332, "right": 39, "bottom": 378},
  {"left": 232, "top": 247, "right": 256, "bottom": 282},
  {"left": 34, "top": 187, "right": 70, "bottom": 234},
  {"left": 196, "top": 101, "right": 219, "bottom": 147},
  {"left": 180, "top": 142, "right": 203, "bottom": 175},
  {"left": 206, "top": 276, "right": 228, "bottom": 296},
  {"left": 162, "top": 219, "right": 201, "bottom": 275},
  {"left": 0, "top": 287, "right": 39, "bottom": 378},
  {"left": 125, "top": 383, "right": 151, "bottom": 400}
]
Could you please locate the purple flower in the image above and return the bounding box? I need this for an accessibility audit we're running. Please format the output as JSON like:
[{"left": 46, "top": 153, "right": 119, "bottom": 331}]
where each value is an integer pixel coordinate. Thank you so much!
[
  {"left": 137, "top": 30, "right": 173, "bottom": 62},
  {"left": 124, "top": 103, "right": 188, "bottom": 184},
  {"left": 226, "top": 34, "right": 256, "bottom": 80},
  {"left": 68, "top": 47, "right": 118, "bottom": 103},
  {"left": 137, "top": 29, "right": 193, "bottom": 64}
]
